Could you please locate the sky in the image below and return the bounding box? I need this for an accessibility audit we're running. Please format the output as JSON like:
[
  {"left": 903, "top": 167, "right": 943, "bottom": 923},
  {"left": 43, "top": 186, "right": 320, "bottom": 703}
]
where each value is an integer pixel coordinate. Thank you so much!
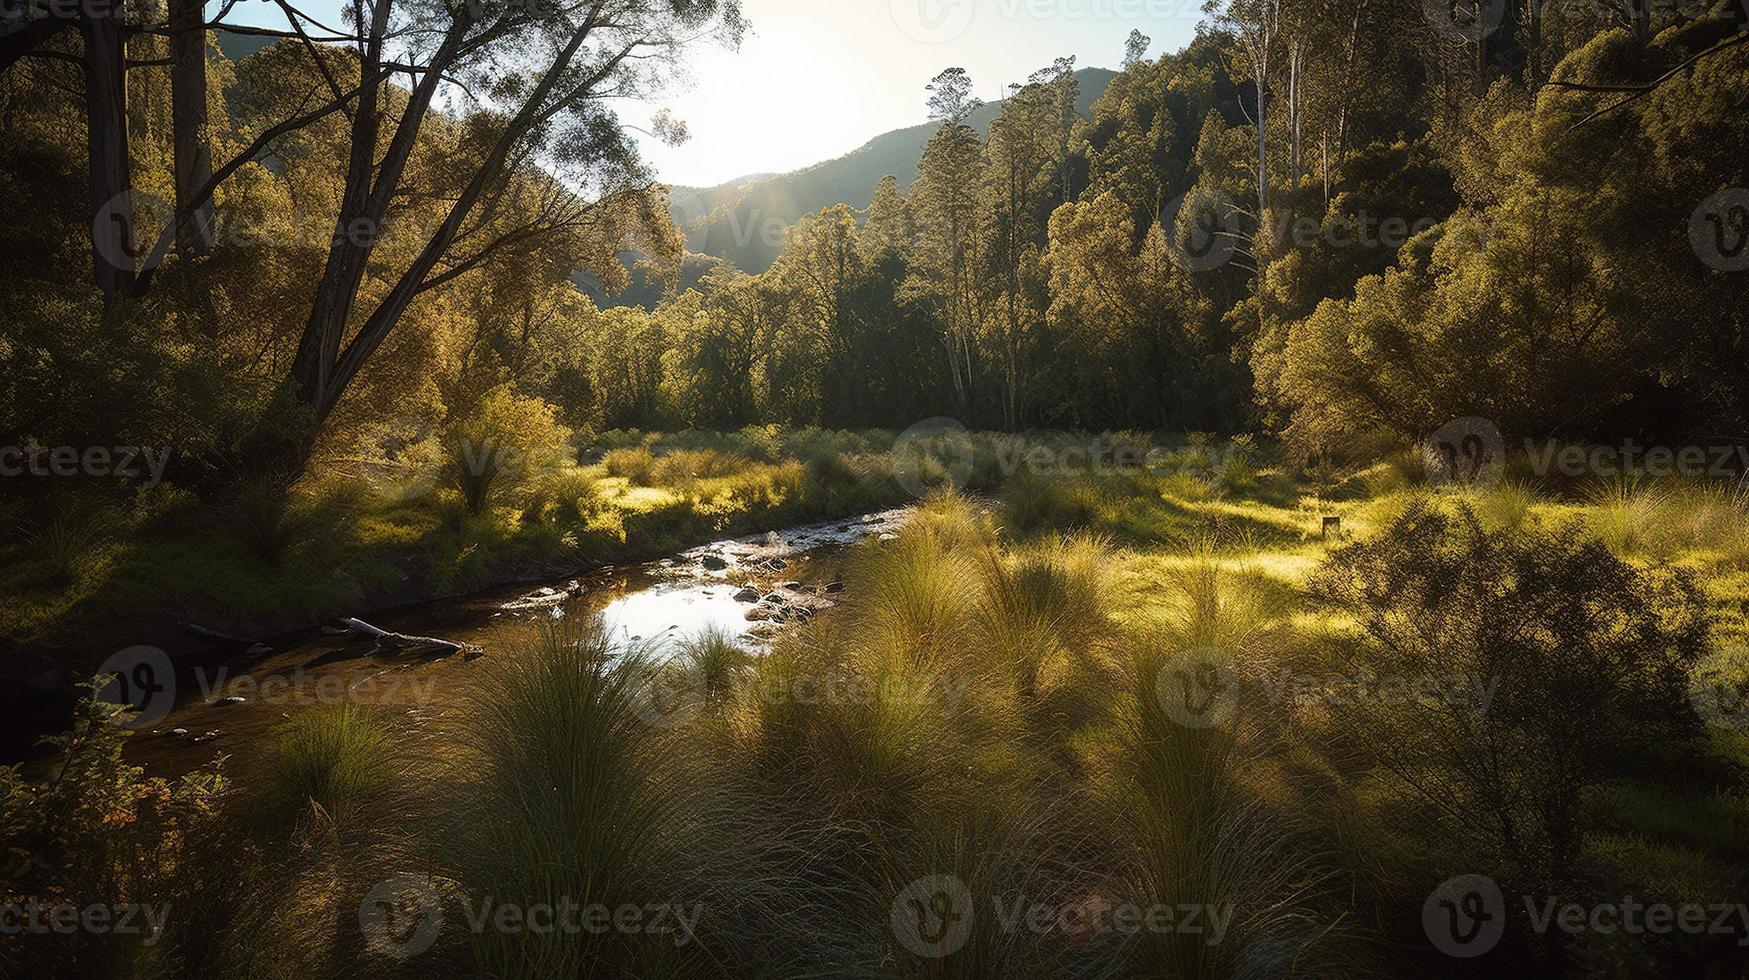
[
  {"left": 222, "top": 0, "right": 1206, "bottom": 189},
  {"left": 637, "top": 0, "right": 1206, "bottom": 188}
]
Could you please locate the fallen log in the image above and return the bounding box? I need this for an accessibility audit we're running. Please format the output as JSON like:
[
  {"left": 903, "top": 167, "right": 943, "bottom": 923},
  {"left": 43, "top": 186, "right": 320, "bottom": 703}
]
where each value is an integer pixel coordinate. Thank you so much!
[{"left": 339, "top": 618, "right": 481, "bottom": 655}]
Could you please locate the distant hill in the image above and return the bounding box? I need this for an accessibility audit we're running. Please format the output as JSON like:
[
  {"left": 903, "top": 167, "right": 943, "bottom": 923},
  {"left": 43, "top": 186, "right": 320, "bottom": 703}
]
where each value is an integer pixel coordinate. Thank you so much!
[
  {"left": 209, "top": 29, "right": 1113, "bottom": 308},
  {"left": 664, "top": 66, "right": 1116, "bottom": 281}
]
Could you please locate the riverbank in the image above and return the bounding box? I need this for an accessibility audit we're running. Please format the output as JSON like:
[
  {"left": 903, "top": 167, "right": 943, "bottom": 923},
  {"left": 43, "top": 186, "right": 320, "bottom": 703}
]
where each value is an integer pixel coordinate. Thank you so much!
[{"left": 0, "top": 428, "right": 926, "bottom": 757}]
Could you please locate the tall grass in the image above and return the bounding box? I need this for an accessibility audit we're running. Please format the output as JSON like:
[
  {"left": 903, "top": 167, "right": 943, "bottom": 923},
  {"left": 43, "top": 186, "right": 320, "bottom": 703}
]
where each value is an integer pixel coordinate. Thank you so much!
[
  {"left": 852, "top": 496, "right": 988, "bottom": 668},
  {"left": 437, "top": 617, "right": 746, "bottom": 977},
  {"left": 1108, "top": 550, "right": 1345, "bottom": 976},
  {"left": 16, "top": 499, "right": 118, "bottom": 586},
  {"left": 974, "top": 534, "right": 1112, "bottom": 704},
  {"left": 255, "top": 703, "right": 398, "bottom": 832},
  {"left": 677, "top": 624, "right": 751, "bottom": 701},
  {"left": 224, "top": 481, "right": 353, "bottom": 566},
  {"left": 1474, "top": 479, "right": 1541, "bottom": 534},
  {"left": 1000, "top": 469, "right": 1104, "bottom": 535},
  {"left": 1587, "top": 476, "right": 1674, "bottom": 556},
  {"left": 602, "top": 445, "right": 657, "bottom": 483}
]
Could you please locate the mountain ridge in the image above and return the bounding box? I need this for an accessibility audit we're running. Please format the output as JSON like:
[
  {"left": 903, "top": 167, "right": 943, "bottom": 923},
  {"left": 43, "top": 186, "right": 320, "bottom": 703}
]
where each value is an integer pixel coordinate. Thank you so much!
[{"left": 661, "top": 66, "right": 1117, "bottom": 282}]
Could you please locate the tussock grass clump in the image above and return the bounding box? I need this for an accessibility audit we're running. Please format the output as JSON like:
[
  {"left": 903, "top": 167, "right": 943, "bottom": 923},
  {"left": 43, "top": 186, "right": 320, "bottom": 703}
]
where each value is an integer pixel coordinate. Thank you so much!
[
  {"left": 852, "top": 499, "right": 988, "bottom": 667},
  {"left": 1587, "top": 475, "right": 1675, "bottom": 556},
  {"left": 16, "top": 498, "right": 119, "bottom": 586},
  {"left": 436, "top": 616, "right": 755, "bottom": 977},
  {"left": 255, "top": 703, "right": 399, "bottom": 833},
  {"left": 1108, "top": 550, "right": 1348, "bottom": 977},
  {"left": 545, "top": 466, "right": 604, "bottom": 523},
  {"left": 974, "top": 534, "right": 1113, "bottom": 705},
  {"left": 224, "top": 480, "right": 333, "bottom": 566},
  {"left": 1474, "top": 478, "right": 1541, "bottom": 534},
  {"left": 677, "top": 624, "right": 752, "bottom": 701},
  {"left": 650, "top": 447, "right": 751, "bottom": 484},
  {"left": 1000, "top": 469, "right": 1104, "bottom": 535}
]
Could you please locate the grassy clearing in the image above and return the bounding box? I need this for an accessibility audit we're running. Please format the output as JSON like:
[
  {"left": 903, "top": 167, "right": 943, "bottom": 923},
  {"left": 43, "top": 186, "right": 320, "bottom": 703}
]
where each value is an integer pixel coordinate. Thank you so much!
[{"left": 6, "top": 435, "right": 1749, "bottom": 976}]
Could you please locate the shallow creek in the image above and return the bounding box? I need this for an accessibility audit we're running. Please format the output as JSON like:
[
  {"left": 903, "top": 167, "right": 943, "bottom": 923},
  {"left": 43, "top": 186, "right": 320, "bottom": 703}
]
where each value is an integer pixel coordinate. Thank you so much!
[{"left": 123, "top": 508, "right": 909, "bottom": 778}]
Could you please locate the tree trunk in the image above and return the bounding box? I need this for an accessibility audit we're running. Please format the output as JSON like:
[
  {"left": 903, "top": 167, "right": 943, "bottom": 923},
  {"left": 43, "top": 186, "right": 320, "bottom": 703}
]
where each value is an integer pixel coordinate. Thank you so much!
[
  {"left": 1321, "top": 129, "right": 1330, "bottom": 208},
  {"left": 170, "top": 0, "right": 213, "bottom": 255},
  {"left": 1255, "top": 67, "right": 1269, "bottom": 219},
  {"left": 83, "top": 12, "right": 133, "bottom": 305},
  {"left": 1288, "top": 41, "right": 1301, "bottom": 193}
]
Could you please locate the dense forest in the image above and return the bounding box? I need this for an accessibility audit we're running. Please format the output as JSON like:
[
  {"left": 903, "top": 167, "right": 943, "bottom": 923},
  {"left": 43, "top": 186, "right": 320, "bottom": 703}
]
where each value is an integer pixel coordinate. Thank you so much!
[
  {"left": 4, "top": 0, "right": 1749, "bottom": 975},
  {"left": 6, "top": 1, "right": 1746, "bottom": 471}
]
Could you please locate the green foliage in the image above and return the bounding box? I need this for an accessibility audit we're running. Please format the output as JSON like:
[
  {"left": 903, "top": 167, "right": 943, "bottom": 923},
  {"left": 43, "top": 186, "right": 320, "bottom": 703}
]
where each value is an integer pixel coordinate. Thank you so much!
[
  {"left": 442, "top": 386, "right": 574, "bottom": 515},
  {"left": 0, "top": 687, "right": 229, "bottom": 976},
  {"left": 1312, "top": 499, "right": 1709, "bottom": 897},
  {"left": 438, "top": 617, "right": 718, "bottom": 976}
]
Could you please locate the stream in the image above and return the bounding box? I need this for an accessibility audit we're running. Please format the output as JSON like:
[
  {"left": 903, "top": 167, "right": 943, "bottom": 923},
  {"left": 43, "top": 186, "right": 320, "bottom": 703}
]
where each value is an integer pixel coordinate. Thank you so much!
[{"left": 121, "top": 508, "right": 910, "bottom": 778}]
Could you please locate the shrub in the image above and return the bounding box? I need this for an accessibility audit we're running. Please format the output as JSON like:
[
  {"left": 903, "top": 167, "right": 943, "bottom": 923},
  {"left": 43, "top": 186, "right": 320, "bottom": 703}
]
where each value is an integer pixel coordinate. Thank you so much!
[
  {"left": 602, "top": 445, "right": 657, "bottom": 483},
  {"left": 443, "top": 386, "right": 574, "bottom": 514},
  {"left": 1310, "top": 499, "right": 1708, "bottom": 903},
  {"left": 0, "top": 687, "right": 229, "bottom": 976}
]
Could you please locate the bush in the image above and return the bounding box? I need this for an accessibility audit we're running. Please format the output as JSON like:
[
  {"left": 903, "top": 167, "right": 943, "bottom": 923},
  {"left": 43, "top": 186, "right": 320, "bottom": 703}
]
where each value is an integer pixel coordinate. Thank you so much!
[
  {"left": 602, "top": 445, "right": 657, "bottom": 484},
  {"left": 443, "top": 386, "right": 574, "bottom": 514},
  {"left": 1311, "top": 499, "right": 1709, "bottom": 906},
  {"left": 0, "top": 687, "right": 229, "bottom": 976}
]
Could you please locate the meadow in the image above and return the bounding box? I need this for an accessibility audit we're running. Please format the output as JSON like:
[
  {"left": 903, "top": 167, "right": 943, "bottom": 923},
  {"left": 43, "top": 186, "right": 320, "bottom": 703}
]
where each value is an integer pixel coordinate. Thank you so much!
[{"left": 6, "top": 432, "right": 1747, "bottom": 977}]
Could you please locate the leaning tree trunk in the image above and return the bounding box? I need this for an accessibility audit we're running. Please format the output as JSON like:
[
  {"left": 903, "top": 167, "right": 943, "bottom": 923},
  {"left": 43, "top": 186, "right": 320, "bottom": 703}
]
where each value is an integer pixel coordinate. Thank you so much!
[
  {"left": 83, "top": 11, "right": 133, "bottom": 305},
  {"left": 170, "top": 0, "right": 212, "bottom": 255}
]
